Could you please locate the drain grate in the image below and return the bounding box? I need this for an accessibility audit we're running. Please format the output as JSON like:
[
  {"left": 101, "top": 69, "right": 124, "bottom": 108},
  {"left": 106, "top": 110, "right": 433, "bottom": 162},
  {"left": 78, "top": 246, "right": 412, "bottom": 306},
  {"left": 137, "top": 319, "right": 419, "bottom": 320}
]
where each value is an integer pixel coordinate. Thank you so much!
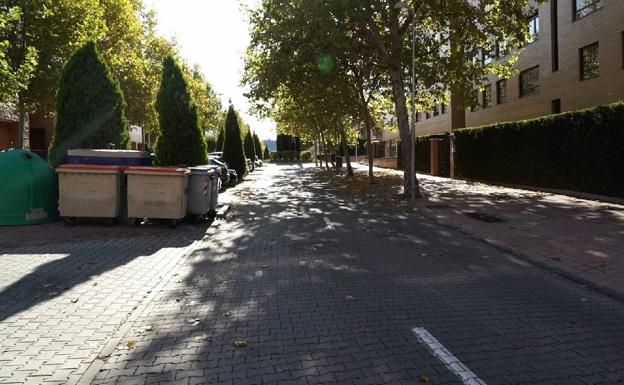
[{"left": 463, "top": 211, "right": 506, "bottom": 223}]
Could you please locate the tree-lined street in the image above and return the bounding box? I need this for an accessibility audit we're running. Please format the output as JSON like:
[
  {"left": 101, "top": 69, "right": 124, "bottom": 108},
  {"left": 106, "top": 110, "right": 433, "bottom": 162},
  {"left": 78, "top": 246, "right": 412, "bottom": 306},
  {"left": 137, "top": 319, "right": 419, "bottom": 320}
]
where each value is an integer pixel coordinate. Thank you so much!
[{"left": 2, "top": 165, "right": 624, "bottom": 385}]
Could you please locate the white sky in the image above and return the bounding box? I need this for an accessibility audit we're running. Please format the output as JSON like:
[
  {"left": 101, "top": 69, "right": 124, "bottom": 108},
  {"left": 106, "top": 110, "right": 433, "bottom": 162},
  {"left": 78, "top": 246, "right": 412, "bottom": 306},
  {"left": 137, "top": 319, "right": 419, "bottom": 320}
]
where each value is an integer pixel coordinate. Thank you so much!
[{"left": 144, "top": 0, "right": 276, "bottom": 141}]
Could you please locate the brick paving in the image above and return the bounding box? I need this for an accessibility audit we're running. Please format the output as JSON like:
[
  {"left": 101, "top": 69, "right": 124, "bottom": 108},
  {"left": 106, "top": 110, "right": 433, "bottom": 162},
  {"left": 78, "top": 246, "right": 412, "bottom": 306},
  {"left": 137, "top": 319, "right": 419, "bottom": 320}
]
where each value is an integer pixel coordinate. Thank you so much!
[
  {"left": 349, "top": 163, "right": 624, "bottom": 301},
  {"left": 89, "top": 164, "right": 624, "bottom": 385},
  {"left": 413, "top": 174, "right": 624, "bottom": 300}
]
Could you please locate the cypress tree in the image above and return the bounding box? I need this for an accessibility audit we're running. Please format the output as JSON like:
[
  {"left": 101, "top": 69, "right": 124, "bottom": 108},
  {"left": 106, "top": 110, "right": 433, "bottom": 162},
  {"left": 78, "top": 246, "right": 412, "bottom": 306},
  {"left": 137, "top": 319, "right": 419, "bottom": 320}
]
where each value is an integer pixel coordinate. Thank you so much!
[
  {"left": 222, "top": 105, "right": 247, "bottom": 178},
  {"left": 243, "top": 130, "right": 256, "bottom": 161},
  {"left": 253, "top": 132, "right": 263, "bottom": 160},
  {"left": 48, "top": 41, "right": 129, "bottom": 167},
  {"left": 154, "top": 55, "right": 207, "bottom": 166},
  {"left": 263, "top": 146, "right": 270, "bottom": 161},
  {"left": 215, "top": 125, "right": 225, "bottom": 151}
]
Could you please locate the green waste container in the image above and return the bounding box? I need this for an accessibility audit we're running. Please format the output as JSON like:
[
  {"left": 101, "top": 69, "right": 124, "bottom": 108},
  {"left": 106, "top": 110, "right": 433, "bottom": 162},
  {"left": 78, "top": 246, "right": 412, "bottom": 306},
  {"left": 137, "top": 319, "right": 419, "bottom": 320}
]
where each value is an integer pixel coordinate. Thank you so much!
[{"left": 0, "top": 149, "right": 59, "bottom": 225}]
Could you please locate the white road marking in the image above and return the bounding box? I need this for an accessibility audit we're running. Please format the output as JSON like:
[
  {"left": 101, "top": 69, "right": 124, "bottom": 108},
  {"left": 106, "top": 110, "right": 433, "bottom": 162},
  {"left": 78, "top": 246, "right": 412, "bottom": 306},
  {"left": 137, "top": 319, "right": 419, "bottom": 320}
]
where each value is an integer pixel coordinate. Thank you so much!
[
  {"left": 412, "top": 327, "right": 487, "bottom": 385},
  {"left": 323, "top": 217, "right": 335, "bottom": 230}
]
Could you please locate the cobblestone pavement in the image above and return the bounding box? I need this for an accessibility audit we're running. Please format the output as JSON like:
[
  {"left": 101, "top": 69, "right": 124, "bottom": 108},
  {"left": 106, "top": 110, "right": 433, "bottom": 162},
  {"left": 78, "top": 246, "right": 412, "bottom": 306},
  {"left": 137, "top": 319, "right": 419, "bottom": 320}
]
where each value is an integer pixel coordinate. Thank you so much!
[{"left": 89, "top": 164, "right": 624, "bottom": 385}]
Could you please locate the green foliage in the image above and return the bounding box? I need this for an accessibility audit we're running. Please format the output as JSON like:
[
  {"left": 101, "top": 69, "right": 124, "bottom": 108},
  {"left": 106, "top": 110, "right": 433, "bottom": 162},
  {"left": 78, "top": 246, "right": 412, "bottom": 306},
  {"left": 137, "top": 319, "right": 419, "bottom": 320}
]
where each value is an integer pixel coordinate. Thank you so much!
[
  {"left": 0, "top": 6, "right": 37, "bottom": 104},
  {"left": 186, "top": 64, "right": 222, "bottom": 132},
  {"left": 300, "top": 151, "right": 312, "bottom": 162},
  {"left": 4, "top": 0, "right": 106, "bottom": 112},
  {"left": 253, "top": 132, "right": 263, "bottom": 160},
  {"left": 243, "top": 130, "right": 256, "bottom": 161},
  {"left": 215, "top": 124, "right": 225, "bottom": 151},
  {"left": 48, "top": 42, "right": 129, "bottom": 167},
  {"left": 263, "top": 146, "right": 270, "bottom": 161},
  {"left": 455, "top": 102, "right": 624, "bottom": 197},
  {"left": 269, "top": 151, "right": 278, "bottom": 161},
  {"left": 206, "top": 135, "right": 217, "bottom": 153},
  {"left": 154, "top": 55, "right": 207, "bottom": 166},
  {"left": 222, "top": 106, "right": 247, "bottom": 178}
]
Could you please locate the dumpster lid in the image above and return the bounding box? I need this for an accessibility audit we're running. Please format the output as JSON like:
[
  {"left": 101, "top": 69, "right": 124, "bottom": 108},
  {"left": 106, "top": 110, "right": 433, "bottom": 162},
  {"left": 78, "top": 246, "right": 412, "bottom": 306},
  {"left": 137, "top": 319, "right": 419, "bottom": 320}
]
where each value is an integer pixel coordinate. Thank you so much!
[
  {"left": 126, "top": 166, "right": 189, "bottom": 174},
  {"left": 67, "top": 149, "right": 150, "bottom": 158},
  {"left": 57, "top": 164, "right": 125, "bottom": 172},
  {"left": 189, "top": 165, "right": 219, "bottom": 174}
]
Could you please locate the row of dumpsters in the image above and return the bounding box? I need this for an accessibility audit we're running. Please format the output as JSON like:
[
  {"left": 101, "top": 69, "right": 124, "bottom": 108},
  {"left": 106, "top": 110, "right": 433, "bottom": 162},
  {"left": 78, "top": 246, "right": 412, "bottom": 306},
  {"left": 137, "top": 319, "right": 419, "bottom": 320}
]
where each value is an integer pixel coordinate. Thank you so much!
[{"left": 56, "top": 150, "right": 219, "bottom": 227}]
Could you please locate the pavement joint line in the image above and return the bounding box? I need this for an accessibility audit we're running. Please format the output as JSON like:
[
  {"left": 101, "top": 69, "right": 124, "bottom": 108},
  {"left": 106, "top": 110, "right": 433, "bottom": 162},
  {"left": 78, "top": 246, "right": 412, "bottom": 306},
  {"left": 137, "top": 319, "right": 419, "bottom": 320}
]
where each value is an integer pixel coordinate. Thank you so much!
[
  {"left": 323, "top": 217, "right": 335, "bottom": 230},
  {"left": 412, "top": 327, "right": 487, "bottom": 385},
  {"left": 71, "top": 228, "right": 221, "bottom": 385}
]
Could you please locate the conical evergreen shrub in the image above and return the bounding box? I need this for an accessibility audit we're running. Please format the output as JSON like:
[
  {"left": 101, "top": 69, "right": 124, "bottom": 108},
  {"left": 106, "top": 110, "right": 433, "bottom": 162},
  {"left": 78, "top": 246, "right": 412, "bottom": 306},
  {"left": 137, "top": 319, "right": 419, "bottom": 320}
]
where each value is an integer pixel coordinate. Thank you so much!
[
  {"left": 243, "top": 130, "right": 256, "bottom": 161},
  {"left": 253, "top": 132, "right": 263, "bottom": 160},
  {"left": 263, "top": 146, "right": 270, "bottom": 161},
  {"left": 154, "top": 55, "right": 207, "bottom": 166},
  {"left": 222, "top": 106, "right": 247, "bottom": 178},
  {"left": 48, "top": 41, "right": 129, "bottom": 167},
  {"left": 215, "top": 125, "right": 225, "bottom": 151}
]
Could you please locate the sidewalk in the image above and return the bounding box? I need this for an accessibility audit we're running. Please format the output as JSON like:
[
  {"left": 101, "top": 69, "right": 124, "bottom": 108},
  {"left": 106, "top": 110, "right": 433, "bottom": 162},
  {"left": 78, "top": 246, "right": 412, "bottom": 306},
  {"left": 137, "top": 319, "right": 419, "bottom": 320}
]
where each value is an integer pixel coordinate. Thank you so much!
[{"left": 350, "top": 164, "right": 624, "bottom": 300}]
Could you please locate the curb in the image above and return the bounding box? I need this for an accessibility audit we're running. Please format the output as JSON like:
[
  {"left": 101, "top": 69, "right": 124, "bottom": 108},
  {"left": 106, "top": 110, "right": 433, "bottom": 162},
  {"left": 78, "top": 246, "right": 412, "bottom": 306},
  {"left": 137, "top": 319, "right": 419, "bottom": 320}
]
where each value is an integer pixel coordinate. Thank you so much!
[{"left": 416, "top": 205, "right": 624, "bottom": 304}]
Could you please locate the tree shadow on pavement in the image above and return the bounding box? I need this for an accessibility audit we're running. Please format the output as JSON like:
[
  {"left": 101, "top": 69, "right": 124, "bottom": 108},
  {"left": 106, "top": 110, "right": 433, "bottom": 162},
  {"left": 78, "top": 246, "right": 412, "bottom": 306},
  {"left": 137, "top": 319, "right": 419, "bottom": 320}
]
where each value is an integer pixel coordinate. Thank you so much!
[
  {"left": 0, "top": 222, "right": 211, "bottom": 322},
  {"left": 92, "top": 165, "right": 624, "bottom": 385}
]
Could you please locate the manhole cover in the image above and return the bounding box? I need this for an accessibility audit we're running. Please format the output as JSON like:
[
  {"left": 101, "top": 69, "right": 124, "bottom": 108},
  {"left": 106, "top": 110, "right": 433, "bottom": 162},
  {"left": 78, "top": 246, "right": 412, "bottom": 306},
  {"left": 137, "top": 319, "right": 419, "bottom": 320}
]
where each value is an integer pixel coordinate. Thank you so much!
[
  {"left": 425, "top": 204, "right": 451, "bottom": 209},
  {"left": 463, "top": 211, "right": 506, "bottom": 223}
]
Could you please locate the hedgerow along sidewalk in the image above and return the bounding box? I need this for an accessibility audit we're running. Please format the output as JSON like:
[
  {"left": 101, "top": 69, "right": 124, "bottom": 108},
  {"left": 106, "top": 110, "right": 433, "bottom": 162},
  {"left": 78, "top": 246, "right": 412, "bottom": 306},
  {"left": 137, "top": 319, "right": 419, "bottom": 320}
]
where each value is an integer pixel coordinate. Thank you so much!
[{"left": 349, "top": 164, "right": 624, "bottom": 300}]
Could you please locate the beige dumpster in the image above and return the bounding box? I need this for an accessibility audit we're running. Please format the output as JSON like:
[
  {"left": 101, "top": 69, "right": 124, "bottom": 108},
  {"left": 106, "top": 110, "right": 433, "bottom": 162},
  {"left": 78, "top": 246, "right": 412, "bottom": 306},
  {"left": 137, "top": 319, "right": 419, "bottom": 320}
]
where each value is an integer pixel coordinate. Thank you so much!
[
  {"left": 56, "top": 164, "right": 124, "bottom": 225},
  {"left": 125, "top": 167, "right": 189, "bottom": 226}
]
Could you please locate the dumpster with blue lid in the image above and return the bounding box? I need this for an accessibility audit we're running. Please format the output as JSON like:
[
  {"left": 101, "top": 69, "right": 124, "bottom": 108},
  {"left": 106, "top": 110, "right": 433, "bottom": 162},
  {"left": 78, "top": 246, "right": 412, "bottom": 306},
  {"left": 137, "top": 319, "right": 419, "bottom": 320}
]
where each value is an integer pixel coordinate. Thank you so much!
[
  {"left": 0, "top": 149, "right": 59, "bottom": 225},
  {"left": 67, "top": 149, "right": 151, "bottom": 166}
]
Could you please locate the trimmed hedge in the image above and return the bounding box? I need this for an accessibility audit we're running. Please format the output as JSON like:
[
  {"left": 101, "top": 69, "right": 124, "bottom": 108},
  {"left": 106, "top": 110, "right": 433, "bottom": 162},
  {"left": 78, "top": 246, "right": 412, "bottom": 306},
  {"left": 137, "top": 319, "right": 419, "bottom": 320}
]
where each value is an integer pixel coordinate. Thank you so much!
[
  {"left": 396, "top": 138, "right": 431, "bottom": 173},
  {"left": 455, "top": 102, "right": 624, "bottom": 197}
]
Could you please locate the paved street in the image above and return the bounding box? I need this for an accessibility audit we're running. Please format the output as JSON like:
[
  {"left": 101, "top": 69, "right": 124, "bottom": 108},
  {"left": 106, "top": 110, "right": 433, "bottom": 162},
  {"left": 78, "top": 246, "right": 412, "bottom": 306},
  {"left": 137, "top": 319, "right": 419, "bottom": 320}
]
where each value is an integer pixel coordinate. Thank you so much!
[{"left": 2, "top": 164, "right": 624, "bottom": 384}]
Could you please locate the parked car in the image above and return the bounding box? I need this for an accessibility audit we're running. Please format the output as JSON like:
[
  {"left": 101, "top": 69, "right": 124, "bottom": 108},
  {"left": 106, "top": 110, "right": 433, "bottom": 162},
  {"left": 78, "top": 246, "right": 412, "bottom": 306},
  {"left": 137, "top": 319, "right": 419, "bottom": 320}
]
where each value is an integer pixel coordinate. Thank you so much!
[
  {"left": 254, "top": 156, "right": 263, "bottom": 168},
  {"left": 208, "top": 157, "right": 230, "bottom": 185},
  {"left": 228, "top": 169, "right": 238, "bottom": 185},
  {"left": 247, "top": 158, "right": 255, "bottom": 172}
]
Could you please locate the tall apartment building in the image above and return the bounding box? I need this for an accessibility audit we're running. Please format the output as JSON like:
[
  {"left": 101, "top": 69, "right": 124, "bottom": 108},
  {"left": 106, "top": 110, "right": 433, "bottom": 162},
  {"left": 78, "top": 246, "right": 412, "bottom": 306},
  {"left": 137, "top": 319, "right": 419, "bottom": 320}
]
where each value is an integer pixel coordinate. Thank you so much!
[{"left": 373, "top": 0, "right": 624, "bottom": 164}]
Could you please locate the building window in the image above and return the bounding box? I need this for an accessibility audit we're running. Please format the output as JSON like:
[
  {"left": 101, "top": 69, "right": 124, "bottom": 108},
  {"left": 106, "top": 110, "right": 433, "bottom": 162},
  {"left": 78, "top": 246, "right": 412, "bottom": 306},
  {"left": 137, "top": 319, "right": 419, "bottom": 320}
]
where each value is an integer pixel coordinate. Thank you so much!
[
  {"left": 470, "top": 89, "right": 480, "bottom": 112},
  {"left": 520, "top": 66, "right": 540, "bottom": 97},
  {"left": 551, "top": 99, "right": 561, "bottom": 114},
  {"left": 580, "top": 42, "right": 599, "bottom": 80},
  {"left": 496, "top": 40, "right": 508, "bottom": 58},
  {"left": 574, "top": 0, "right": 602, "bottom": 20},
  {"left": 482, "top": 84, "right": 493, "bottom": 108},
  {"left": 527, "top": 11, "right": 539, "bottom": 42},
  {"left": 496, "top": 79, "right": 508, "bottom": 104}
]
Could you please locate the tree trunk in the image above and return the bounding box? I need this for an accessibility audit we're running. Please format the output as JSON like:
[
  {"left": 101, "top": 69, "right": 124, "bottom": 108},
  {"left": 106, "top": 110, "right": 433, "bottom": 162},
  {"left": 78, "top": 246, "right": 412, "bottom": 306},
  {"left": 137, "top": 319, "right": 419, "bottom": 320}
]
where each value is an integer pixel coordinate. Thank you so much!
[
  {"left": 338, "top": 121, "right": 354, "bottom": 177},
  {"left": 449, "top": 86, "right": 466, "bottom": 178},
  {"left": 359, "top": 91, "right": 375, "bottom": 183},
  {"left": 388, "top": 66, "right": 422, "bottom": 198},
  {"left": 17, "top": 100, "right": 28, "bottom": 150}
]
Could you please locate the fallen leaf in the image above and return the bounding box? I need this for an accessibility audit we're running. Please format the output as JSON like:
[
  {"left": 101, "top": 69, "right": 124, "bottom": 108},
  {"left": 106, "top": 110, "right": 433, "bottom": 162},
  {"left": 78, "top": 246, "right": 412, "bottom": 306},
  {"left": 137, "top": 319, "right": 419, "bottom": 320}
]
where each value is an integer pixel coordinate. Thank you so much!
[
  {"left": 419, "top": 374, "right": 430, "bottom": 383},
  {"left": 233, "top": 341, "right": 248, "bottom": 348},
  {"left": 223, "top": 311, "right": 232, "bottom": 317},
  {"left": 420, "top": 253, "right": 429, "bottom": 257},
  {"left": 194, "top": 334, "right": 212, "bottom": 341},
  {"left": 345, "top": 295, "right": 355, "bottom": 300},
  {"left": 186, "top": 318, "right": 201, "bottom": 325},
  {"left": 126, "top": 340, "right": 137, "bottom": 350},
  {"left": 143, "top": 325, "right": 153, "bottom": 332},
  {"left": 70, "top": 298, "right": 79, "bottom": 303}
]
